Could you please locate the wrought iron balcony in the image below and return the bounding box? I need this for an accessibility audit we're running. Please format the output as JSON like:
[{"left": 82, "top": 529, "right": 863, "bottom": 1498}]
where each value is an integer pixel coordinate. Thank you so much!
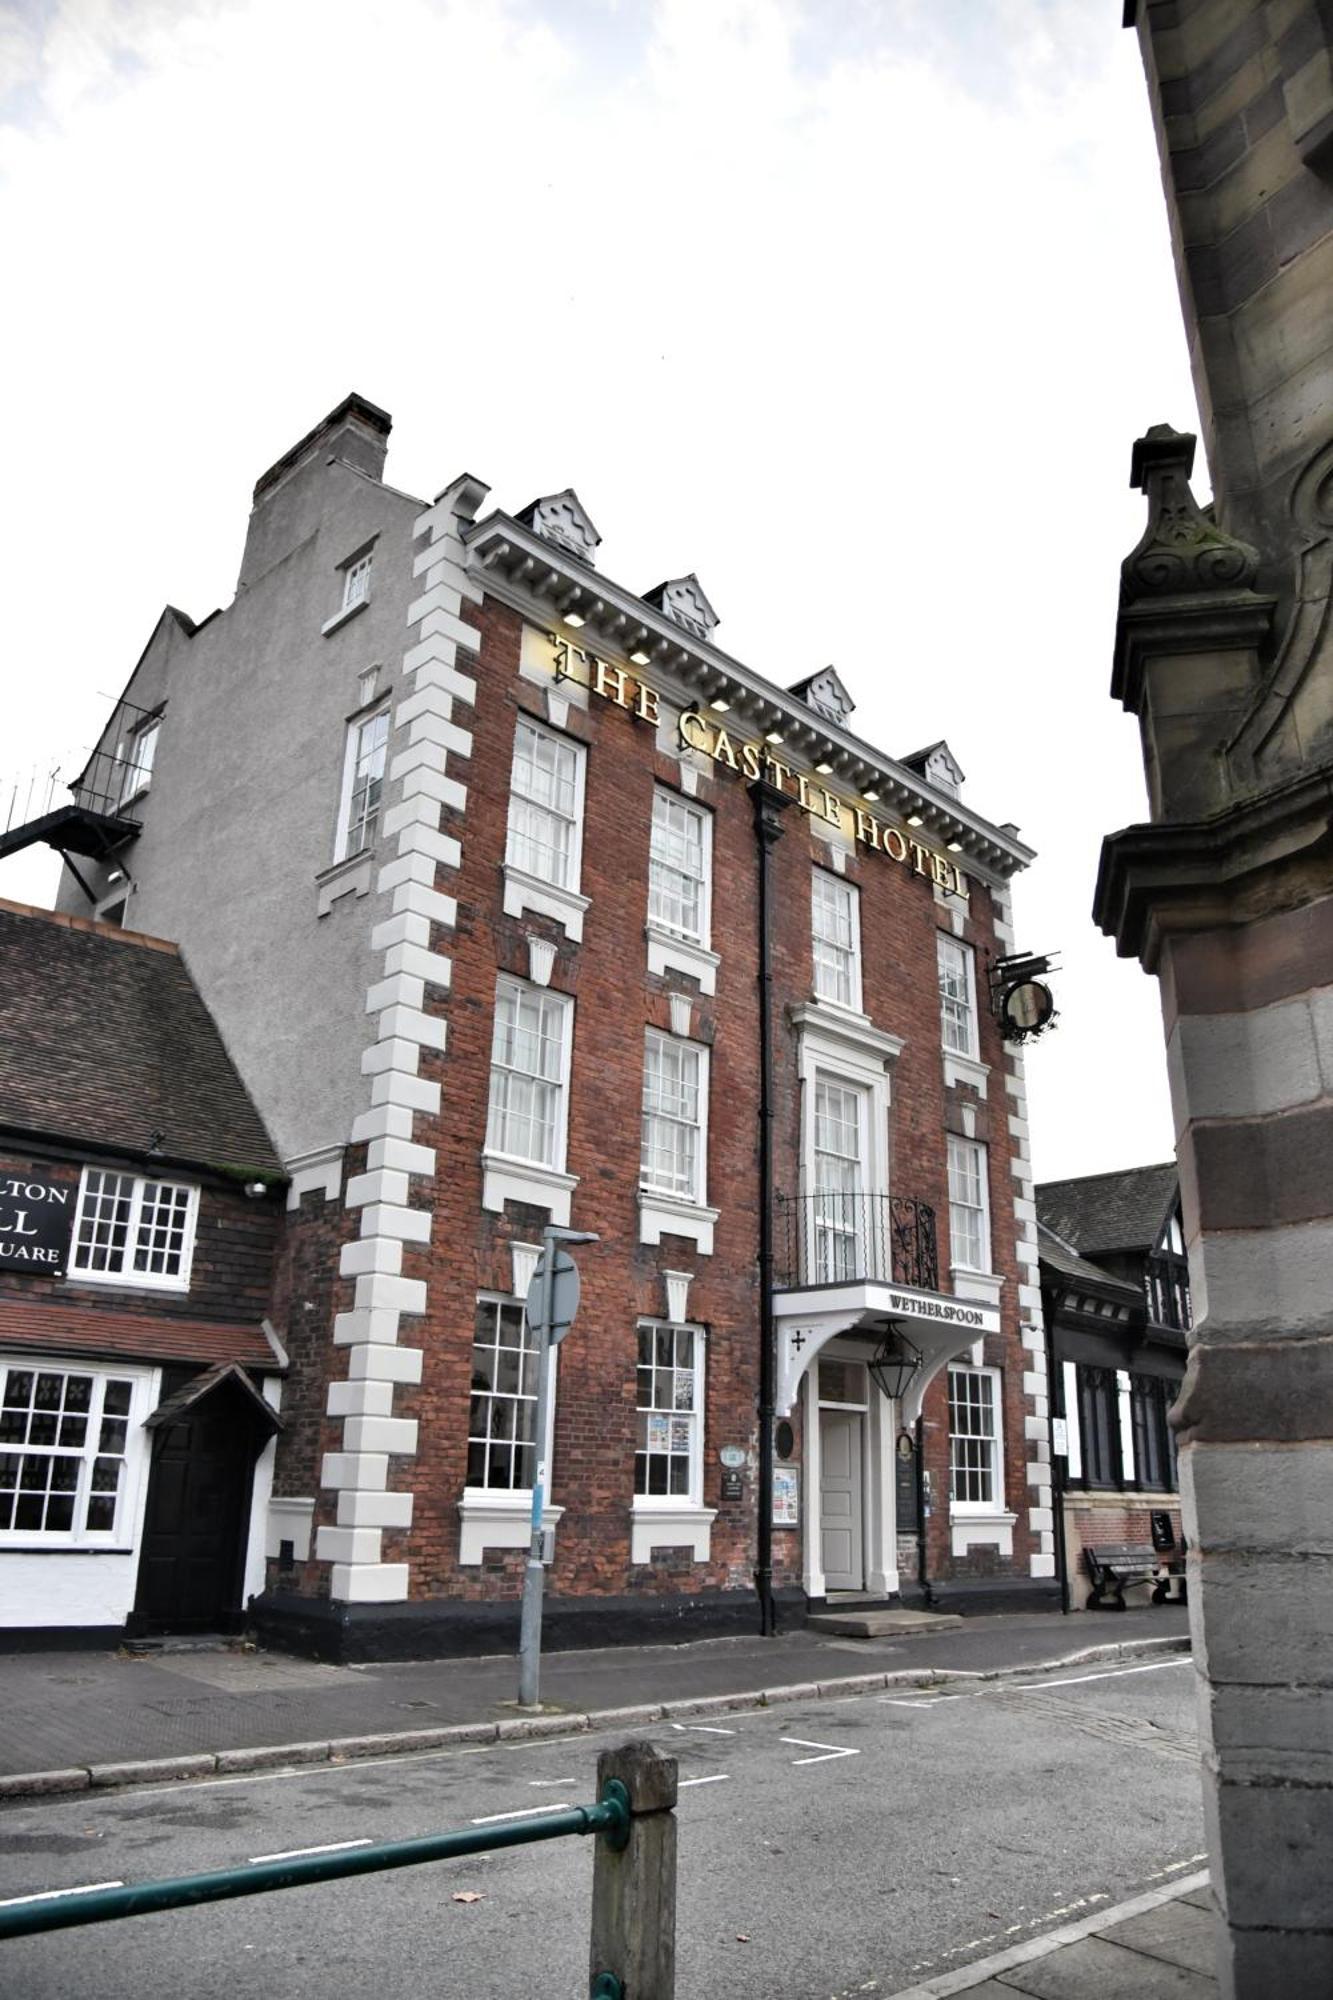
[{"left": 775, "top": 1192, "right": 938, "bottom": 1293}]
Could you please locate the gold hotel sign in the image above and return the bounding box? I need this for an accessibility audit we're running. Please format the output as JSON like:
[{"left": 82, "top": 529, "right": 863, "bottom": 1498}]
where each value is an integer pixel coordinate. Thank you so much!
[{"left": 551, "top": 635, "right": 968, "bottom": 896}]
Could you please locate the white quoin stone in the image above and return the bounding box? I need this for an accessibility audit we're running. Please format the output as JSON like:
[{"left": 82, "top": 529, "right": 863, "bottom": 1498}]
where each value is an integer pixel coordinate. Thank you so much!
[{"left": 330, "top": 1563, "right": 410, "bottom": 1604}]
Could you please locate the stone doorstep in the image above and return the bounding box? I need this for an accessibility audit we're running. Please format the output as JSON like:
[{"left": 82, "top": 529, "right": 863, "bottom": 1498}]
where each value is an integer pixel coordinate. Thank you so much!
[
  {"left": 0, "top": 1634, "right": 1191, "bottom": 1801},
  {"left": 806, "top": 1608, "right": 965, "bottom": 1638}
]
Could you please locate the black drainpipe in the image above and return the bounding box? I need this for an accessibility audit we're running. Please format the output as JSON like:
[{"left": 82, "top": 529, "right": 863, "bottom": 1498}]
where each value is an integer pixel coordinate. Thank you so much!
[{"left": 752, "top": 778, "right": 792, "bottom": 1637}]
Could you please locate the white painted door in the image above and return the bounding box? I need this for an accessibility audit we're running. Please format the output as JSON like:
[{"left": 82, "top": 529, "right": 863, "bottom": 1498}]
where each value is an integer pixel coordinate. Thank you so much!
[{"left": 819, "top": 1409, "right": 864, "bottom": 1591}]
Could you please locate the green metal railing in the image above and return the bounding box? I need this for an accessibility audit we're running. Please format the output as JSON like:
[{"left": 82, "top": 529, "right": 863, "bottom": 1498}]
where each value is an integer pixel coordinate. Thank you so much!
[{"left": 0, "top": 1778, "right": 630, "bottom": 1991}]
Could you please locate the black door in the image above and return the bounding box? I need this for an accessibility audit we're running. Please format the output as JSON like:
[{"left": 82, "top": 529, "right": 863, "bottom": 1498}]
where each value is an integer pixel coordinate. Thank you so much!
[{"left": 132, "top": 1385, "right": 260, "bottom": 1634}]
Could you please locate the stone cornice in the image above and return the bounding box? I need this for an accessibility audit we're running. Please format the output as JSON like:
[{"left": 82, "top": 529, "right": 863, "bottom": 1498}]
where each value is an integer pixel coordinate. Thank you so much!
[
  {"left": 1094, "top": 760, "right": 1333, "bottom": 968},
  {"left": 463, "top": 511, "right": 1035, "bottom": 881}
]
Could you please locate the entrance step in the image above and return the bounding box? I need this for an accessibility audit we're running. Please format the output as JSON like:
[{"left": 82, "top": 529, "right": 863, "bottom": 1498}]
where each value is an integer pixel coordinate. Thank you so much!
[{"left": 806, "top": 1607, "right": 964, "bottom": 1638}]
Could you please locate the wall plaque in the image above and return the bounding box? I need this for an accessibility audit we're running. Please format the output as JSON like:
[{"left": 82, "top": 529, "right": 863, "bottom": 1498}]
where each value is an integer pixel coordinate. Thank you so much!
[{"left": 0, "top": 1176, "right": 74, "bottom": 1274}]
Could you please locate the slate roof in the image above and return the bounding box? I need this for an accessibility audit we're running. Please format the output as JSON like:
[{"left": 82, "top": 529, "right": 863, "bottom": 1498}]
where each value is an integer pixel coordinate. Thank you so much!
[
  {"left": 1036, "top": 1162, "right": 1177, "bottom": 1257},
  {"left": 0, "top": 1298, "right": 280, "bottom": 1371},
  {"left": 1036, "top": 1222, "right": 1141, "bottom": 1306},
  {"left": 0, "top": 901, "right": 281, "bottom": 1178}
]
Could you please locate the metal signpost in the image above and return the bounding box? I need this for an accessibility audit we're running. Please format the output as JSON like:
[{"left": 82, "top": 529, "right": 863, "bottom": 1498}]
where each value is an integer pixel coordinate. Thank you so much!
[{"left": 518, "top": 1223, "right": 598, "bottom": 1709}]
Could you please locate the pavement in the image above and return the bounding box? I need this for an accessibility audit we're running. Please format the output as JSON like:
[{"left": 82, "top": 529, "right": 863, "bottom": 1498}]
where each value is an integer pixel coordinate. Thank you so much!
[
  {"left": 1, "top": 1604, "right": 1189, "bottom": 1792},
  {"left": 886, "top": 1874, "right": 1218, "bottom": 1997}
]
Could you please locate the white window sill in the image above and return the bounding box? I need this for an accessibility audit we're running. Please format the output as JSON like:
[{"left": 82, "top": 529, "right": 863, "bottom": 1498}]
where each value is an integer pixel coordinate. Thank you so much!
[
  {"left": 645, "top": 924, "right": 720, "bottom": 996},
  {"left": 951, "top": 1267, "right": 1005, "bottom": 1311},
  {"left": 316, "top": 849, "right": 374, "bottom": 915},
  {"left": 117, "top": 783, "right": 150, "bottom": 811},
  {"left": 638, "top": 1188, "right": 719, "bottom": 1254},
  {"left": 65, "top": 1270, "right": 190, "bottom": 1295},
  {"left": 630, "top": 1502, "right": 716, "bottom": 1565},
  {"left": 322, "top": 597, "right": 370, "bottom": 637},
  {"left": 503, "top": 863, "right": 590, "bottom": 943},
  {"left": 950, "top": 1508, "right": 1017, "bottom": 1558},
  {"left": 809, "top": 994, "right": 870, "bottom": 1028},
  {"left": 458, "top": 1493, "right": 564, "bottom": 1567},
  {"left": 944, "top": 1049, "right": 989, "bottom": 1097},
  {"left": 482, "top": 1151, "right": 579, "bottom": 1226}
]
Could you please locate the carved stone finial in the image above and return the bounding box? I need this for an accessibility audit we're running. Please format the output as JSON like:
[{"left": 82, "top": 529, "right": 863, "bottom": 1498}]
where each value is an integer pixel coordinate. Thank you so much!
[{"left": 1121, "top": 425, "right": 1261, "bottom": 604}]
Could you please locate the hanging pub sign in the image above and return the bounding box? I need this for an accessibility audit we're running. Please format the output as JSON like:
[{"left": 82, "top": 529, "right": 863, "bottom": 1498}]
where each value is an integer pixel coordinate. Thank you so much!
[{"left": 0, "top": 1176, "right": 75, "bottom": 1274}]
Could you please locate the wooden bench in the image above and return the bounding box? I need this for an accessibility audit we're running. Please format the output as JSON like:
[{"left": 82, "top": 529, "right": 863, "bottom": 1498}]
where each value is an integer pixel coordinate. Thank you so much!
[{"left": 1084, "top": 1541, "right": 1183, "bottom": 1610}]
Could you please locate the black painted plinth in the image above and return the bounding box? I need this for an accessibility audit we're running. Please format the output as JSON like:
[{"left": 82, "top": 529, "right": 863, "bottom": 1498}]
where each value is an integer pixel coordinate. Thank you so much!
[{"left": 249, "top": 1583, "right": 809, "bottom": 1664}]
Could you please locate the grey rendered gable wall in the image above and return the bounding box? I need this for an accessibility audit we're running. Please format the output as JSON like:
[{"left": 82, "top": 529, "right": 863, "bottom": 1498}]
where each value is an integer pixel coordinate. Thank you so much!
[{"left": 60, "top": 452, "right": 423, "bottom": 1165}]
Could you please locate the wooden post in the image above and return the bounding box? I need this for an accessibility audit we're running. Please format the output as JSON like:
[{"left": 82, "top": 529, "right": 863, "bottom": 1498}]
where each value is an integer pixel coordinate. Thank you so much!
[{"left": 589, "top": 1740, "right": 677, "bottom": 1999}]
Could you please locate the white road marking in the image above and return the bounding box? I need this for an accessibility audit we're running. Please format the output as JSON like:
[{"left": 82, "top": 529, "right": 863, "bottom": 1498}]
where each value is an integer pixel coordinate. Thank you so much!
[
  {"left": 469, "top": 1803, "right": 573, "bottom": 1825},
  {"left": 528, "top": 1777, "right": 578, "bottom": 1788},
  {"left": 883, "top": 1695, "right": 965, "bottom": 1708},
  {"left": 679, "top": 1774, "right": 730, "bottom": 1788},
  {"left": 0, "top": 1881, "right": 124, "bottom": 1908},
  {"left": 669, "top": 1722, "right": 735, "bottom": 1735},
  {"left": 780, "top": 1736, "right": 859, "bottom": 1765},
  {"left": 248, "top": 1838, "right": 372, "bottom": 1864},
  {"left": 1019, "top": 1660, "right": 1190, "bottom": 1692}
]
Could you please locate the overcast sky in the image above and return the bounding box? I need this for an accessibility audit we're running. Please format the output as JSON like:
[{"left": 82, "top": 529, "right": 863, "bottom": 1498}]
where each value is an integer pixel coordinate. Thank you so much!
[{"left": 0, "top": 0, "right": 1201, "bottom": 1185}]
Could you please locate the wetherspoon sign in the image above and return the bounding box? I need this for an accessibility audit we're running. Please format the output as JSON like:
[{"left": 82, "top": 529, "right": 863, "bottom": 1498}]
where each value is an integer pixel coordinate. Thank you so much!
[
  {"left": 0, "top": 1177, "right": 74, "bottom": 1273},
  {"left": 549, "top": 634, "right": 968, "bottom": 896}
]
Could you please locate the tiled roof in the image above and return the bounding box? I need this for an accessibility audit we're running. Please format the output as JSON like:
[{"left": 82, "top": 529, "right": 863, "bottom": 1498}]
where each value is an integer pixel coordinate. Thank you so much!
[
  {"left": 0, "top": 901, "right": 281, "bottom": 1177},
  {"left": 1036, "top": 1162, "right": 1177, "bottom": 1256},
  {"left": 1037, "top": 1222, "right": 1141, "bottom": 1306},
  {"left": 0, "top": 1297, "right": 281, "bottom": 1371}
]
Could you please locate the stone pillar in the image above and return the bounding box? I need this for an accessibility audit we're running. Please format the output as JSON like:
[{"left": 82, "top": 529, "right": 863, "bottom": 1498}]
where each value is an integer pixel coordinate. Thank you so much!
[{"left": 1108, "top": 12, "right": 1333, "bottom": 1988}]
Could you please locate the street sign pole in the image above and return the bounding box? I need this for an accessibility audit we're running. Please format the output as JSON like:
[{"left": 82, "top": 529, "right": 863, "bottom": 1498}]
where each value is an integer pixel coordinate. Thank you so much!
[{"left": 518, "top": 1224, "right": 598, "bottom": 1709}]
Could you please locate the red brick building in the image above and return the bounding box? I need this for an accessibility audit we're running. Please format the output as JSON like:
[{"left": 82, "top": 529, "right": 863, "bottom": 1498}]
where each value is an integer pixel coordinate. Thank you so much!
[
  {"left": 2, "top": 398, "right": 1057, "bottom": 1656},
  {"left": 0, "top": 902, "right": 286, "bottom": 1642}
]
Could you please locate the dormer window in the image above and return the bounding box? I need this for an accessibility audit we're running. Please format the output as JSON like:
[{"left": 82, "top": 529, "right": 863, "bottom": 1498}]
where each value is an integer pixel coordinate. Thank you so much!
[{"left": 790, "top": 666, "right": 854, "bottom": 728}]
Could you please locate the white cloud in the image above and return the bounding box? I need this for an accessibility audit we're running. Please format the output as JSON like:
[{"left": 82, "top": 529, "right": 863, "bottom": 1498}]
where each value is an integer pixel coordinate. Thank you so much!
[{"left": 0, "top": 0, "right": 1197, "bottom": 1176}]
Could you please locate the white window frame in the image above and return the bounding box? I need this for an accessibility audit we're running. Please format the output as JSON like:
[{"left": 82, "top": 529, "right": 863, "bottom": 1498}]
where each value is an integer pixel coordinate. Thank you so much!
[
  {"left": 464, "top": 1296, "right": 546, "bottom": 1497},
  {"left": 118, "top": 717, "right": 160, "bottom": 807},
  {"left": 947, "top": 1134, "right": 991, "bottom": 1275},
  {"left": 633, "top": 1321, "right": 705, "bottom": 1508},
  {"left": 637, "top": 1033, "right": 718, "bottom": 1253},
  {"left": 811, "top": 1074, "right": 870, "bottom": 1282},
  {"left": 647, "top": 789, "right": 712, "bottom": 948},
  {"left": 459, "top": 1294, "right": 564, "bottom": 1566},
  {"left": 812, "top": 869, "right": 862, "bottom": 1013},
  {"left": 342, "top": 550, "right": 373, "bottom": 612},
  {"left": 640, "top": 1031, "right": 709, "bottom": 1207},
  {"left": 501, "top": 717, "right": 591, "bottom": 941},
  {"left": 333, "top": 701, "right": 391, "bottom": 864},
  {"left": 937, "top": 933, "right": 978, "bottom": 1059},
  {"left": 947, "top": 1363, "right": 1003, "bottom": 1514},
  {"left": 630, "top": 1319, "right": 715, "bottom": 1563},
  {"left": 67, "top": 1168, "right": 199, "bottom": 1293},
  {"left": 0, "top": 1357, "right": 153, "bottom": 1547},
  {"left": 505, "top": 718, "right": 587, "bottom": 893},
  {"left": 482, "top": 980, "right": 576, "bottom": 1224}
]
